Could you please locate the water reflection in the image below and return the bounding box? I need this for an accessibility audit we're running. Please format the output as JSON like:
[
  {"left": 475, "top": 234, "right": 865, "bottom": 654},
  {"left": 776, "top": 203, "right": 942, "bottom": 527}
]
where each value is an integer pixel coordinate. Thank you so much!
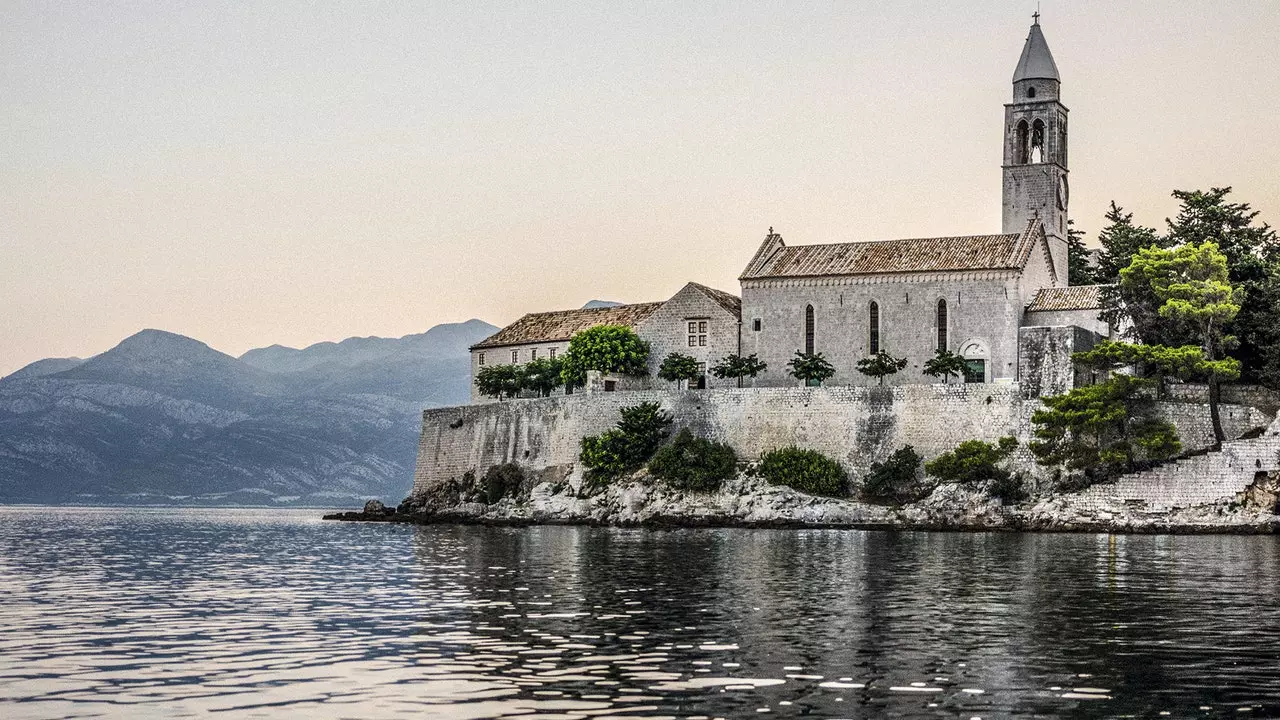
[{"left": 1, "top": 508, "right": 1278, "bottom": 718}]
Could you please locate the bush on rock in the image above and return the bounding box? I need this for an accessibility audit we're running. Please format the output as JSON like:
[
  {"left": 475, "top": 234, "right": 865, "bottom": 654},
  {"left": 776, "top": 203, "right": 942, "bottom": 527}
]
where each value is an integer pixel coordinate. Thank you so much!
[
  {"left": 759, "top": 447, "right": 848, "bottom": 496},
  {"left": 580, "top": 402, "right": 672, "bottom": 488},
  {"left": 860, "top": 445, "right": 925, "bottom": 503},
  {"left": 648, "top": 428, "right": 737, "bottom": 492},
  {"left": 925, "top": 437, "right": 1026, "bottom": 503}
]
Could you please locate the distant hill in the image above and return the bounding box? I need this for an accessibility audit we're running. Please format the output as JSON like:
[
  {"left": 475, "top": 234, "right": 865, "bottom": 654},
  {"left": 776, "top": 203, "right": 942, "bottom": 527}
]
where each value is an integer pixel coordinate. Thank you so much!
[
  {"left": 581, "top": 300, "right": 623, "bottom": 309},
  {"left": 0, "top": 320, "right": 498, "bottom": 507}
]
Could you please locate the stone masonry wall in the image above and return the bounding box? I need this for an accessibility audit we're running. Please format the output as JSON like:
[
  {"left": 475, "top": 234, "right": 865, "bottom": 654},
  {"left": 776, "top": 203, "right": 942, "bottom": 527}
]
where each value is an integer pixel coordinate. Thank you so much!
[{"left": 410, "top": 385, "right": 1267, "bottom": 498}]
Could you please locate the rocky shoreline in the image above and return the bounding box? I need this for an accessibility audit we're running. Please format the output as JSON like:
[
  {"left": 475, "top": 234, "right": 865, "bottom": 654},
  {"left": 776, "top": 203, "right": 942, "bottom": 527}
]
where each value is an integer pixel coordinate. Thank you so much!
[{"left": 325, "top": 469, "right": 1280, "bottom": 534}]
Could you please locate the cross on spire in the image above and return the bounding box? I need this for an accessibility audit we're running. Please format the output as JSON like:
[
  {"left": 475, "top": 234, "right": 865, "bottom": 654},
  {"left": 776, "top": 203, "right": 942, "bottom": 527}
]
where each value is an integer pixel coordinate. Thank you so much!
[{"left": 1032, "top": 9, "right": 1040, "bottom": 24}]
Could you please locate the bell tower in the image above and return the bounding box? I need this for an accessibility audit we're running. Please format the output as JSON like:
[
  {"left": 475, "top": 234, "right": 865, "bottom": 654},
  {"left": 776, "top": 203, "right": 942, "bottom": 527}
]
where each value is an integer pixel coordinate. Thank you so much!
[{"left": 1002, "top": 15, "right": 1069, "bottom": 284}]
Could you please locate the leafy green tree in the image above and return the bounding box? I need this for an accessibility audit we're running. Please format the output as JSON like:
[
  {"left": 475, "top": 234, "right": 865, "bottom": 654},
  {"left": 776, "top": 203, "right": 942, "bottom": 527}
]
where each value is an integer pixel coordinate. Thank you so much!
[
  {"left": 1030, "top": 375, "right": 1181, "bottom": 480},
  {"left": 1067, "top": 219, "right": 1095, "bottom": 285},
  {"left": 860, "top": 445, "right": 925, "bottom": 504},
  {"left": 922, "top": 349, "right": 969, "bottom": 384},
  {"left": 925, "top": 437, "right": 1018, "bottom": 486},
  {"left": 759, "top": 447, "right": 848, "bottom": 496},
  {"left": 579, "top": 402, "right": 672, "bottom": 488},
  {"left": 521, "top": 357, "right": 565, "bottom": 397},
  {"left": 1072, "top": 340, "right": 1240, "bottom": 389},
  {"left": 856, "top": 351, "right": 908, "bottom": 386},
  {"left": 710, "top": 353, "right": 768, "bottom": 387},
  {"left": 1124, "top": 242, "right": 1239, "bottom": 442},
  {"left": 474, "top": 364, "right": 522, "bottom": 400},
  {"left": 648, "top": 428, "right": 737, "bottom": 492},
  {"left": 657, "top": 352, "right": 701, "bottom": 386},
  {"left": 559, "top": 325, "right": 651, "bottom": 387},
  {"left": 787, "top": 351, "right": 835, "bottom": 386}
]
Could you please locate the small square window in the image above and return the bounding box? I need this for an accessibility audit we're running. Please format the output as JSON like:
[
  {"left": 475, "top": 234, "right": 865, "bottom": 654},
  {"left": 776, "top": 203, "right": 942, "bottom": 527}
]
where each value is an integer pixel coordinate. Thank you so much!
[
  {"left": 687, "top": 321, "right": 697, "bottom": 334},
  {"left": 698, "top": 321, "right": 707, "bottom": 333},
  {"left": 698, "top": 335, "right": 707, "bottom": 346},
  {"left": 549, "top": 348, "right": 557, "bottom": 359},
  {"left": 511, "top": 350, "right": 519, "bottom": 363},
  {"left": 752, "top": 318, "right": 762, "bottom": 332},
  {"left": 688, "top": 337, "right": 696, "bottom": 347},
  {"left": 478, "top": 352, "right": 486, "bottom": 366}
]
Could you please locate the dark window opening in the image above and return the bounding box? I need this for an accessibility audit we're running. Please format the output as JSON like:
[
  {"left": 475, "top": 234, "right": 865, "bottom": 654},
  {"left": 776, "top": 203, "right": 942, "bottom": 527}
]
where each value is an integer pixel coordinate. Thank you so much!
[
  {"left": 696, "top": 362, "right": 707, "bottom": 390},
  {"left": 804, "top": 305, "right": 815, "bottom": 355},
  {"left": 936, "top": 299, "right": 948, "bottom": 351},
  {"left": 1027, "top": 86, "right": 1036, "bottom": 98},
  {"left": 1031, "top": 119, "right": 1045, "bottom": 164},
  {"left": 869, "top": 302, "right": 880, "bottom": 355},
  {"left": 752, "top": 318, "right": 761, "bottom": 332},
  {"left": 603, "top": 380, "right": 617, "bottom": 392},
  {"left": 1015, "top": 120, "right": 1030, "bottom": 165}
]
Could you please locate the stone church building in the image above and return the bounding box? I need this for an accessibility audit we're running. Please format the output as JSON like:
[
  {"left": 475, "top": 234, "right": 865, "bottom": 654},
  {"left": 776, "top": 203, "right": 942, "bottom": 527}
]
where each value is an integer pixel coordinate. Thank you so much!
[{"left": 469, "top": 18, "right": 1108, "bottom": 401}]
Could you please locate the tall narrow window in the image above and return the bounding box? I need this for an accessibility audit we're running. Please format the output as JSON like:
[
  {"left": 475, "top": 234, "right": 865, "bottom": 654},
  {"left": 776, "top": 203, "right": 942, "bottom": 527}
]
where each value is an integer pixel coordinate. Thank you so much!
[
  {"left": 511, "top": 350, "right": 519, "bottom": 363},
  {"left": 548, "top": 347, "right": 556, "bottom": 360},
  {"left": 936, "top": 299, "right": 948, "bottom": 352},
  {"left": 1030, "top": 119, "right": 1045, "bottom": 164},
  {"left": 804, "top": 305, "right": 815, "bottom": 354},
  {"left": 530, "top": 348, "right": 538, "bottom": 360},
  {"left": 1015, "top": 120, "right": 1030, "bottom": 165},
  {"left": 869, "top": 302, "right": 880, "bottom": 354},
  {"left": 478, "top": 352, "right": 486, "bottom": 366}
]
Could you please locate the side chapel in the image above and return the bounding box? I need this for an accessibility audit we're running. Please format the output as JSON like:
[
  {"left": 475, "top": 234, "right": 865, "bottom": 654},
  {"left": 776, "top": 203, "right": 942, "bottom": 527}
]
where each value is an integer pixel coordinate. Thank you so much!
[{"left": 468, "top": 18, "right": 1111, "bottom": 401}]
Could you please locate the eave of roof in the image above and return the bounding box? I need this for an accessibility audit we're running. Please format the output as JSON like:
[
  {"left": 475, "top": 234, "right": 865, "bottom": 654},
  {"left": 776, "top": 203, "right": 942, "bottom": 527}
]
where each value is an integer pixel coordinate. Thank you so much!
[{"left": 470, "top": 302, "right": 664, "bottom": 350}]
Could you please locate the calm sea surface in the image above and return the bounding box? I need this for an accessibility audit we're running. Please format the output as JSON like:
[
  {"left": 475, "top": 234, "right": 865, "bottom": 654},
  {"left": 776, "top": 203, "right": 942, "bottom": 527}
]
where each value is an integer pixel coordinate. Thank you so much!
[{"left": 1, "top": 508, "right": 1278, "bottom": 719}]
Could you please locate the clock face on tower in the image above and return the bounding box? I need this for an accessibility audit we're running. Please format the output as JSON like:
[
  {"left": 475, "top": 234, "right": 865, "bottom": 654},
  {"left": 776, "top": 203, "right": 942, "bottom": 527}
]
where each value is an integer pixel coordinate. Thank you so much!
[{"left": 1057, "top": 173, "right": 1069, "bottom": 211}]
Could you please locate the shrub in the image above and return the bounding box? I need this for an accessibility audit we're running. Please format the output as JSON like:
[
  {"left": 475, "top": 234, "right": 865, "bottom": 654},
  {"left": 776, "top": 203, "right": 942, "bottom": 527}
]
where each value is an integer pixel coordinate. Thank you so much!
[
  {"left": 860, "top": 445, "right": 925, "bottom": 503},
  {"left": 923, "top": 349, "right": 969, "bottom": 384},
  {"left": 474, "top": 364, "right": 522, "bottom": 400},
  {"left": 856, "top": 351, "right": 908, "bottom": 385},
  {"left": 711, "top": 354, "right": 768, "bottom": 385},
  {"left": 481, "top": 463, "right": 524, "bottom": 504},
  {"left": 759, "top": 447, "right": 848, "bottom": 496},
  {"left": 925, "top": 436, "right": 1018, "bottom": 485},
  {"left": 648, "top": 428, "right": 737, "bottom": 492},
  {"left": 787, "top": 351, "right": 835, "bottom": 386},
  {"left": 579, "top": 402, "right": 672, "bottom": 486}
]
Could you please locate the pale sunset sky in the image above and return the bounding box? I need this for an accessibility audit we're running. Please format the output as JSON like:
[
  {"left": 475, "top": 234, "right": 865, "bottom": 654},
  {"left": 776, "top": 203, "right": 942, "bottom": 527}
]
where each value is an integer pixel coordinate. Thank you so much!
[{"left": 3, "top": 1, "right": 1278, "bottom": 375}]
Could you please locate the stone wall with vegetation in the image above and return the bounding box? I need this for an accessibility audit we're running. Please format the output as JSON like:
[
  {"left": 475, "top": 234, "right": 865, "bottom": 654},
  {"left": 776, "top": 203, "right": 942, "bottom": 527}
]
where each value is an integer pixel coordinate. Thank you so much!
[{"left": 410, "top": 385, "right": 1269, "bottom": 499}]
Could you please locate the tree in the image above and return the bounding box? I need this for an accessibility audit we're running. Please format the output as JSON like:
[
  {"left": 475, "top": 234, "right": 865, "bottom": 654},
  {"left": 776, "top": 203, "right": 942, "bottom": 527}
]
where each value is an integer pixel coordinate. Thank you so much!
[
  {"left": 1072, "top": 340, "right": 1240, "bottom": 390},
  {"left": 1094, "top": 201, "right": 1166, "bottom": 282},
  {"left": 1029, "top": 375, "right": 1181, "bottom": 480},
  {"left": 579, "top": 402, "right": 672, "bottom": 487},
  {"left": 1123, "top": 242, "right": 1239, "bottom": 442},
  {"left": 1067, "top": 219, "right": 1095, "bottom": 286},
  {"left": 710, "top": 353, "right": 768, "bottom": 387},
  {"left": 861, "top": 445, "right": 925, "bottom": 504},
  {"left": 922, "top": 349, "right": 969, "bottom": 384},
  {"left": 559, "top": 325, "right": 651, "bottom": 387},
  {"left": 856, "top": 351, "right": 908, "bottom": 386},
  {"left": 657, "top": 352, "right": 701, "bottom": 387},
  {"left": 787, "top": 351, "right": 835, "bottom": 386},
  {"left": 474, "top": 364, "right": 522, "bottom": 400},
  {"left": 925, "top": 437, "right": 1018, "bottom": 486},
  {"left": 521, "top": 357, "right": 565, "bottom": 397},
  {"left": 648, "top": 428, "right": 737, "bottom": 492}
]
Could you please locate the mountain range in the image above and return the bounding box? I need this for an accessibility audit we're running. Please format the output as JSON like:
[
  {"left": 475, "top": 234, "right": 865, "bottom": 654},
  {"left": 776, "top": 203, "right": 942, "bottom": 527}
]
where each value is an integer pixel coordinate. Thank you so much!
[{"left": 0, "top": 319, "right": 498, "bottom": 507}]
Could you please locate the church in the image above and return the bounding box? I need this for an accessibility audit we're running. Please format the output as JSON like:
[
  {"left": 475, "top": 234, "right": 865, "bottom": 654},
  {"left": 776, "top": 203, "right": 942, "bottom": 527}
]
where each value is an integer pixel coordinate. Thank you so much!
[{"left": 469, "top": 18, "right": 1110, "bottom": 401}]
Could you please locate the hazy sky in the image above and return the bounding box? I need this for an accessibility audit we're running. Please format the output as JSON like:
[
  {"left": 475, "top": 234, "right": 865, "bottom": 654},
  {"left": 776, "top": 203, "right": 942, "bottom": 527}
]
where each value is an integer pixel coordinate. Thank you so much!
[{"left": 4, "top": 1, "right": 1278, "bottom": 375}]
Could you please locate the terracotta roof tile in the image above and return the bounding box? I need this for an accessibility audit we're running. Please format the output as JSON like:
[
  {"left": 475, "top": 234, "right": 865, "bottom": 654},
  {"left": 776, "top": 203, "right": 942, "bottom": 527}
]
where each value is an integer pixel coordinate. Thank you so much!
[
  {"left": 1025, "top": 284, "right": 1111, "bottom": 312},
  {"left": 740, "top": 224, "right": 1039, "bottom": 280},
  {"left": 471, "top": 302, "right": 664, "bottom": 350}
]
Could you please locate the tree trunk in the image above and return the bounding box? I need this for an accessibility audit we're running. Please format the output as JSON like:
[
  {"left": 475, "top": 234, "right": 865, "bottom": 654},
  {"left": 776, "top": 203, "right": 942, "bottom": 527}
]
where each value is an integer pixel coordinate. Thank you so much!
[{"left": 1208, "top": 374, "right": 1225, "bottom": 446}]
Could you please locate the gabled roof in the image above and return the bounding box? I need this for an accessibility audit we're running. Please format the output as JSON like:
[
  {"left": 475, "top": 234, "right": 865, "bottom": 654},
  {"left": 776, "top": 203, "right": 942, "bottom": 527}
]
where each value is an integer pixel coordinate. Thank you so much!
[
  {"left": 687, "top": 282, "right": 742, "bottom": 320},
  {"left": 739, "top": 221, "right": 1044, "bottom": 281},
  {"left": 1025, "top": 284, "right": 1112, "bottom": 312},
  {"left": 1013, "top": 21, "right": 1060, "bottom": 82},
  {"left": 471, "top": 302, "right": 664, "bottom": 350}
]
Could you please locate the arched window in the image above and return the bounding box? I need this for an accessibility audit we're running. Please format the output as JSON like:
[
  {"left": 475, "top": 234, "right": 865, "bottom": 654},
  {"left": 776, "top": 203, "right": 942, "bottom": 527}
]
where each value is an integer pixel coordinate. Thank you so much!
[
  {"left": 804, "top": 305, "right": 815, "bottom": 355},
  {"left": 1015, "top": 120, "right": 1030, "bottom": 165},
  {"left": 1030, "top": 119, "right": 1045, "bottom": 164},
  {"left": 936, "top": 299, "right": 948, "bottom": 352},
  {"left": 868, "top": 302, "right": 880, "bottom": 355},
  {"left": 1027, "top": 86, "right": 1037, "bottom": 98}
]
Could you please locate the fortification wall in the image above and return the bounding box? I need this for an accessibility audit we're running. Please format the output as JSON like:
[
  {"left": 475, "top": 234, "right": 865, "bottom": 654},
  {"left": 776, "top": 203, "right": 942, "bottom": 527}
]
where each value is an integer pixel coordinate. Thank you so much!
[{"left": 410, "top": 385, "right": 1268, "bottom": 497}]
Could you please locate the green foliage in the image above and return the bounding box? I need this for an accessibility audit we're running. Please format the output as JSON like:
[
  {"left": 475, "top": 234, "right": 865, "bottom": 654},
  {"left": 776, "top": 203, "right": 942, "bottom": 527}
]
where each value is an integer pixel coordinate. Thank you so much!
[
  {"left": 860, "top": 445, "right": 925, "bottom": 504},
  {"left": 521, "top": 357, "right": 565, "bottom": 397},
  {"left": 657, "top": 352, "right": 702, "bottom": 384},
  {"left": 560, "top": 325, "right": 651, "bottom": 387},
  {"left": 710, "top": 353, "right": 768, "bottom": 382},
  {"left": 1067, "top": 219, "right": 1096, "bottom": 286},
  {"left": 1029, "top": 375, "right": 1181, "bottom": 479},
  {"left": 648, "top": 428, "right": 737, "bottom": 492},
  {"left": 787, "top": 351, "right": 835, "bottom": 386},
  {"left": 759, "top": 447, "right": 848, "bottom": 497},
  {"left": 579, "top": 402, "right": 672, "bottom": 486},
  {"left": 925, "top": 437, "right": 1019, "bottom": 486},
  {"left": 474, "top": 364, "right": 523, "bottom": 400},
  {"left": 1094, "top": 201, "right": 1168, "bottom": 282},
  {"left": 1072, "top": 340, "right": 1240, "bottom": 384},
  {"left": 856, "top": 351, "right": 908, "bottom": 385},
  {"left": 922, "top": 349, "right": 969, "bottom": 384},
  {"left": 481, "top": 463, "right": 524, "bottom": 504}
]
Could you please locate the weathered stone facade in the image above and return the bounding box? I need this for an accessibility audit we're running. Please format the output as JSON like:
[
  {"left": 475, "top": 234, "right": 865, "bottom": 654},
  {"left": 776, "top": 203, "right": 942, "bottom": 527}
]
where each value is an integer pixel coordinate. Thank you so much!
[{"left": 635, "top": 283, "right": 741, "bottom": 390}]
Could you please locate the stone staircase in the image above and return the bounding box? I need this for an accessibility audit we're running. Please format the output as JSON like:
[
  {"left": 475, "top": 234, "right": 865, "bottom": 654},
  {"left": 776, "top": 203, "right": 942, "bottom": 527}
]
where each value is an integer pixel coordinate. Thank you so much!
[{"left": 1075, "top": 422, "right": 1280, "bottom": 511}]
